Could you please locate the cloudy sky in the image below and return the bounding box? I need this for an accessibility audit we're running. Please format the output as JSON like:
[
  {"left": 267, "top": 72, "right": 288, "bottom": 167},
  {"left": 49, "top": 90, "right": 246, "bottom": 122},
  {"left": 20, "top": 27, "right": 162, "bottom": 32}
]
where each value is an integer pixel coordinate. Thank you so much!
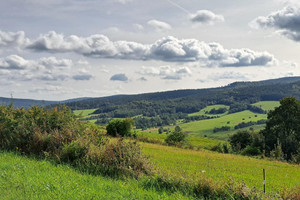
[{"left": 1, "top": 0, "right": 300, "bottom": 100}]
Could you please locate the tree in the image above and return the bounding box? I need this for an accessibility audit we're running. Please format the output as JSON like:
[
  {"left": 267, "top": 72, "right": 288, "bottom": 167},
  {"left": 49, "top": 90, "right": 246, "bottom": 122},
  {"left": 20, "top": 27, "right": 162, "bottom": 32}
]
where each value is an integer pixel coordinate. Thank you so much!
[
  {"left": 106, "top": 118, "right": 133, "bottom": 137},
  {"left": 260, "top": 97, "right": 300, "bottom": 160},
  {"left": 165, "top": 126, "right": 186, "bottom": 145},
  {"left": 229, "top": 130, "right": 253, "bottom": 152},
  {"left": 158, "top": 127, "right": 163, "bottom": 134}
]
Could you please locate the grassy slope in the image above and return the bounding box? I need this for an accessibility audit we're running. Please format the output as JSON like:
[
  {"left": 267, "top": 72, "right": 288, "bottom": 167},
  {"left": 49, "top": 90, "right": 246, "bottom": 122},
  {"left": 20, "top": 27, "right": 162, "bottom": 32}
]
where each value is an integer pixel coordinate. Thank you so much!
[
  {"left": 252, "top": 101, "right": 280, "bottom": 111},
  {"left": 188, "top": 104, "right": 230, "bottom": 117},
  {"left": 142, "top": 143, "right": 300, "bottom": 194},
  {"left": 138, "top": 131, "right": 224, "bottom": 149},
  {"left": 139, "top": 101, "right": 279, "bottom": 143},
  {"left": 73, "top": 109, "right": 97, "bottom": 116},
  {"left": 181, "top": 110, "right": 267, "bottom": 139},
  {"left": 0, "top": 152, "right": 190, "bottom": 200}
]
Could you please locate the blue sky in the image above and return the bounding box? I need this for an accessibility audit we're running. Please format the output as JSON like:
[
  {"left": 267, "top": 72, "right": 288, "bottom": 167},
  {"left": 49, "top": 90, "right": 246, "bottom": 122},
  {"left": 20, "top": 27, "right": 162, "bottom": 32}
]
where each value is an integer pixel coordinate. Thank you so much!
[{"left": 0, "top": 0, "right": 300, "bottom": 100}]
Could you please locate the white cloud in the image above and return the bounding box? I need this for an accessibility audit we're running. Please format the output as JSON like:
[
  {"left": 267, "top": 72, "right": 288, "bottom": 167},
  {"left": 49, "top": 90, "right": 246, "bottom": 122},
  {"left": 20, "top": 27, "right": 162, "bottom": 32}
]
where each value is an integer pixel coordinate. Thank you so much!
[
  {"left": 147, "top": 19, "right": 172, "bottom": 31},
  {"left": 0, "top": 55, "right": 31, "bottom": 70},
  {"left": 39, "top": 57, "right": 72, "bottom": 69},
  {"left": 0, "top": 55, "right": 95, "bottom": 83},
  {"left": 190, "top": 10, "right": 224, "bottom": 25},
  {"left": 0, "top": 31, "right": 275, "bottom": 67},
  {"left": 251, "top": 5, "right": 300, "bottom": 41},
  {"left": 72, "top": 68, "right": 93, "bottom": 81},
  {"left": 138, "top": 65, "right": 191, "bottom": 80},
  {"left": 0, "top": 30, "right": 29, "bottom": 48}
]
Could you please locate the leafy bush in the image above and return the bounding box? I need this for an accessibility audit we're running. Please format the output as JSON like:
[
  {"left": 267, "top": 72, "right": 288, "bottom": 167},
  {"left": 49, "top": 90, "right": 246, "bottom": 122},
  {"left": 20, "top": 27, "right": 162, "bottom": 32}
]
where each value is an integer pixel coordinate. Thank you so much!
[
  {"left": 85, "top": 139, "right": 152, "bottom": 177},
  {"left": 241, "top": 145, "right": 261, "bottom": 156},
  {"left": 229, "top": 130, "right": 253, "bottom": 152},
  {"left": 106, "top": 118, "right": 133, "bottom": 137},
  {"left": 213, "top": 126, "right": 230, "bottom": 133},
  {"left": 0, "top": 105, "right": 151, "bottom": 177},
  {"left": 211, "top": 143, "right": 231, "bottom": 153},
  {"left": 165, "top": 126, "right": 186, "bottom": 145}
]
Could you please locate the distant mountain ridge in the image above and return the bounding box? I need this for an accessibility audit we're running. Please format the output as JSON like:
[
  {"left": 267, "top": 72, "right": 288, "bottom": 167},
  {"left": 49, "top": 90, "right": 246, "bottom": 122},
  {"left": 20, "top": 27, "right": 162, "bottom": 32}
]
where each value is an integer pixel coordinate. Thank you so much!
[{"left": 1, "top": 76, "right": 300, "bottom": 109}]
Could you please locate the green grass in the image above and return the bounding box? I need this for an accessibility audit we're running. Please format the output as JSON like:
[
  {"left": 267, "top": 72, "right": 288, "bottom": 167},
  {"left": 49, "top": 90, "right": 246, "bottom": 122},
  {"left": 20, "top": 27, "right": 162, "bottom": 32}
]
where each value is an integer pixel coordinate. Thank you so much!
[
  {"left": 252, "top": 101, "right": 280, "bottom": 111},
  {"left": 0, "top": 151, "right": 191, "bottom": 200},
  {"left": 138, "top": 131, "right": 224, "bottom": 149},
  {"left": 188, "top": 105, "right": 229, "bottom": 117},
  {"left": 181, "top": 110, "right": 267, "bottom": 139},
  {"left": 73, "top": 109, "right": 97, "bottom": 117},
  {"left": 142, "top": 143, "right": 300, "bottom": 194}
]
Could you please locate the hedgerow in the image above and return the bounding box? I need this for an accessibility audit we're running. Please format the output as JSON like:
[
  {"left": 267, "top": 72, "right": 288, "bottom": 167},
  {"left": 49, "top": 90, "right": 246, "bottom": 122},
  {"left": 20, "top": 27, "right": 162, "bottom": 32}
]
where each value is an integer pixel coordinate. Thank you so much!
[{"left": 0, "top": 105, "right": 151, "bottom": 177}]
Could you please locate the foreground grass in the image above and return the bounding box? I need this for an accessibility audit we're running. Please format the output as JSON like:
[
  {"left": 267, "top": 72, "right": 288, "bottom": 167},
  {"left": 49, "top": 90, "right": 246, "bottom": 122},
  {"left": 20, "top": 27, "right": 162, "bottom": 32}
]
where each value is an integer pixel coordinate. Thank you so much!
[
  {"left": 0, "top": 151, "right": 191, "bottom": 200},
  {"left": 142, "top": 143, "right": 300, "bottom": 194}
]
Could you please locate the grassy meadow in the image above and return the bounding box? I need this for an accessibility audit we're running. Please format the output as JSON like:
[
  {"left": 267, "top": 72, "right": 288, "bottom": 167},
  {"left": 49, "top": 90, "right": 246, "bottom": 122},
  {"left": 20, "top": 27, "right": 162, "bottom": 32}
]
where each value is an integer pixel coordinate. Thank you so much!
[
  {"left": 142, "top": 143, "right": 300, "bottom": 194},
  {"left": 140, "top": 101, "right": 279, "bottom": 141},
  {"left": 0, "top": 151, "right": 191, "bottom": 200},
  {"left": 73, "top": 108, "right": 97, "bottom": 117},
  {"left": 188, "top": 104, "right": 230, "bottom": 117},
  {"left": 181, "top": 110, "right": 267, "bottom": 139},
  {"left": 252, "top": 101, "right": 280, "bottom": 112}
]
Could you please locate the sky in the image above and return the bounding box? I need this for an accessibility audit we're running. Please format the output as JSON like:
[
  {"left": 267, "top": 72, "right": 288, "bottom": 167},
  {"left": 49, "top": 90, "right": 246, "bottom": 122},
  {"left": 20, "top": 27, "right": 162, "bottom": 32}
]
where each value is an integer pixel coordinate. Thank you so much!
[{"left": 1, "top": 0, "right": 300, "bottom": 100}]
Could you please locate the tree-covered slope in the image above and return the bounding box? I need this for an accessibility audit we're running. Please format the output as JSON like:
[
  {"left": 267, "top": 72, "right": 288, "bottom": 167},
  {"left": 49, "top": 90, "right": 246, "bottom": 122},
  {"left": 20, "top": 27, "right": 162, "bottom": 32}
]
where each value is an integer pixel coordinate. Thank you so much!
[{"left": 65, "top": 77, "right": 300, "bottom": 121}]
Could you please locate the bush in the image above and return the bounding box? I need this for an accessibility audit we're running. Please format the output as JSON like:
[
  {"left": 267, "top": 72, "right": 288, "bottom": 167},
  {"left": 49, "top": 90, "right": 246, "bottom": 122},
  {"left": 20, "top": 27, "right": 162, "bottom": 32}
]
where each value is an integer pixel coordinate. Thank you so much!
[
  {"left": 241, "top": 145, "right": 261, "bottom": 156},
  {"left": 229, "top": 130, "right": 253, "bottom": 152},
  {"left": 165, "top": 126, "right": 186, "bottom": 145},
  {"left": 0, "top": 105, "right": 151, "bottom": 178},
  {"left": 213, "top": 126, "right": 230, "bottom": 133},
  {"left": 106, "top": 118, "right": 133, "bottom": 137},
  {"left": 211, "top": 143, "right": 231, "bottom": 153},
  {"left": 85, "top": 139, "right": 152, "bottom": 177}
]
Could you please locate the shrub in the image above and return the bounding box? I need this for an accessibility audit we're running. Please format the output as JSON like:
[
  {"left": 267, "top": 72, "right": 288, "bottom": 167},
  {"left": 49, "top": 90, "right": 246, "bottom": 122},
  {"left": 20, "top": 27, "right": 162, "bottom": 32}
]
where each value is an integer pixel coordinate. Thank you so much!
[
  {"left": 241, "top": 145, "right": 261, "bottom": 156},
  {"left": 211, "top": 143, "right": 231, "bottom": 153},
  {"left": 85, "top": 139, "right": 152, "bottom": 177},
  {"left": 229, "top": 130, "right": 253, "bottom": 152},
  {"left": 106, "top": 118, "right": 133, "bottom": 137},
  {"left": 0, "top": 105, "right": 151, "bottom": 178},
  {"left": 165, "top": 126, "right": 186, "bottom": 145}
]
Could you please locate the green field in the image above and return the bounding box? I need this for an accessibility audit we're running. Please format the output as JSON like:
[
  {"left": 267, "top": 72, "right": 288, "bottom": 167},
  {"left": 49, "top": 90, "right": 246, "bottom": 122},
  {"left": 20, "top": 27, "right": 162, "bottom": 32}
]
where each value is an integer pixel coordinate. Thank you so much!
[
  {"left": 182, "top": 110, "right": 267, "bottom": 139},
  {"left": 142, "top": 143, "right": 300, "bottom": 194},
  {"left": 0, "top": 152, "right": 190, "bottom": 200},
  {"left": 73, "top": 109, "right": 97, "bottom": 117},
  {"left": 252, "top": 101, "right": 280, "bottom": 111},
  {"left": 188, "top": 104, "right": 230, "bottom": 117},
  {"left": 138, "top": 130, "right": 225, "bottom": 149}
]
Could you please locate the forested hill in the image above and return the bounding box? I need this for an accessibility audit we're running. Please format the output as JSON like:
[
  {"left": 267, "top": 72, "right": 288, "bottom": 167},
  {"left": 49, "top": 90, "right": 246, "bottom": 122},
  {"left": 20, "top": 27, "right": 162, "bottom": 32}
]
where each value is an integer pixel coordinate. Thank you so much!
[
  {"left": 65, "top": 76, "right": 300, "bottom": 113},
  {"left": 0, "top": 97, "right": 89, "bottom": 108},
  {"left": 2, "top": 76, "right": 300, "bottom": 111},
  {"left": 0, "top": 97, "right": 56, "bottom": 108}
]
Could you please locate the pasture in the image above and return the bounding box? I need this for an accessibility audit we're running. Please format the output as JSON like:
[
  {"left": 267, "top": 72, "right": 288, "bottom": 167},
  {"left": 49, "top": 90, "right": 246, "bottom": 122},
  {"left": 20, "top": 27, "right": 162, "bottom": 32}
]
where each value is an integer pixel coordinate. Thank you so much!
[
  {"left": 0, "top": 152, "right": 190, "bottom": 200},
  {"left": 142, "top": 143, "right": 300, "bottom": 194}
]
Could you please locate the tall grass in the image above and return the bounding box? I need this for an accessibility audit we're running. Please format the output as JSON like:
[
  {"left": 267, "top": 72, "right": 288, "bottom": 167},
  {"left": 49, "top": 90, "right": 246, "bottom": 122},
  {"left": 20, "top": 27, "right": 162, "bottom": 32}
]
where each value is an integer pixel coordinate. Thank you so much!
[
  {"left": 142, "top": 142, "right": 300, "bottom": 196},
  {"left": 0, "top": 105, "right": 151, "bottom": 178}
]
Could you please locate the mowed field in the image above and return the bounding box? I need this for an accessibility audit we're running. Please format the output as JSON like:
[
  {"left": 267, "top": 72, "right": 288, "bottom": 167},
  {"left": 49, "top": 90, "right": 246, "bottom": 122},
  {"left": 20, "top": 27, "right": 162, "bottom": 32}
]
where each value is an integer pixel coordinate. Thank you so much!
[
  {"left": 252, "top": 101, "right": 280, "bottom": 111},
  {"left": 180, "top": 101, "right": 280, "bottom": 139},
  {"left": 0, "top": 152, "right": 190, "bottom": 200},
  {"left": 142, "top": 143, "right": 300, "bottom": 194},
  {"left": 73, "top": 108, "right": 97, "bottom": 117},
  {"left": 181, "top": 110, "right": 267, "bottom": 139}
]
